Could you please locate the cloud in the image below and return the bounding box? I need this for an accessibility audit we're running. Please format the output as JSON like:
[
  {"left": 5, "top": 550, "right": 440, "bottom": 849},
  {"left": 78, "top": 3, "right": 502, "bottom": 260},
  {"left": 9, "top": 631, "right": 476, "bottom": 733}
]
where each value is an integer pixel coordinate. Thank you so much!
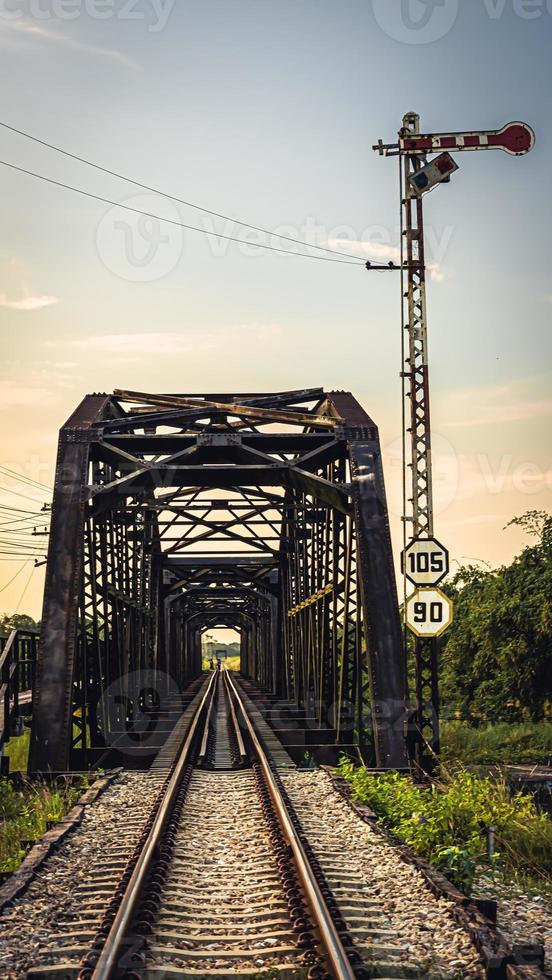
[
  {"left": 439, "top": 513, "right": 502, "bottom": 529},
  {"left": 0, "top": 380, "right": 61, "bottom": 409},
  {"left": 439, "top": 377, "right": 552, "bottom": 429},
  {"left": 0, "top": 21, "right": 136, "bottom": 68},
  {"left": 58, "top": 325, "right": 281, "bottom": 356},
  {"left": 64, "top": 332, "right": 216, "bottom": 356},
  {"left": 325, "top": 239, "right": 444, "bottom": 282},
  {"left": 0, "top": 293, "right": 59, "bottom": 312}
]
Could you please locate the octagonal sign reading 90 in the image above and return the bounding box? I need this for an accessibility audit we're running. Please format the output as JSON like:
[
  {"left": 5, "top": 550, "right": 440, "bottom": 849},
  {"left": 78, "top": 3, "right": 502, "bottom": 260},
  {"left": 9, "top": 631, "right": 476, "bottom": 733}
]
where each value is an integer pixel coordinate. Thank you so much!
[
  {"left": 406, "top": 588, "right": 453, "bottom": 639},
  {"left": 401, "top": 537, "right": 449, "bottom": 587}
]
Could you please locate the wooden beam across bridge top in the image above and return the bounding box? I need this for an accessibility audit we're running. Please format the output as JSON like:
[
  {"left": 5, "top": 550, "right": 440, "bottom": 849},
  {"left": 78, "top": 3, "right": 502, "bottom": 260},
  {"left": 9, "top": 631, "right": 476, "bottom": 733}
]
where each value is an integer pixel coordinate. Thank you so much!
[{"left": 114, "top": 389, "right": 340, "bottom": 429}]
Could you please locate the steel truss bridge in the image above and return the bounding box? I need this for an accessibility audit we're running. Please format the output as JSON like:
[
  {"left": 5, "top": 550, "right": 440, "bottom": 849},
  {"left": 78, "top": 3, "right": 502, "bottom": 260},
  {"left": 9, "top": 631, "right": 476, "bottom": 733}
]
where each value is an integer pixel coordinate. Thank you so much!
[{"left": 28, "top": 387, "right": 410, "bottom": 773}]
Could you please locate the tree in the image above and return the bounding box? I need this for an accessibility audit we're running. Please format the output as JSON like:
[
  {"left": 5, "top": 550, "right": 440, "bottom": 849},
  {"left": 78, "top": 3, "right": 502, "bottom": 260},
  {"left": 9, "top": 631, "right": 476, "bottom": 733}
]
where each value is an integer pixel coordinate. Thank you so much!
[
  {"left": 439, "top": 511, "right": 552, "bottom": 723},
  {"left": 0, "top": 613, "right": 39, "bottom": 637}
]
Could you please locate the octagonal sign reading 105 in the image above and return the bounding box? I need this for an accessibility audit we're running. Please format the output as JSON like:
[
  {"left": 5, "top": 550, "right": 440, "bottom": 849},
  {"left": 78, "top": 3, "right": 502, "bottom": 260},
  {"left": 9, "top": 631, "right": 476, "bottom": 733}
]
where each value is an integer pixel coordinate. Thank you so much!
[
  {"left": 401, "top": 536, "right": 449, "bottom": 587},
  {"left": 406, "top": 588, "right": 453, "bottom": 639}
]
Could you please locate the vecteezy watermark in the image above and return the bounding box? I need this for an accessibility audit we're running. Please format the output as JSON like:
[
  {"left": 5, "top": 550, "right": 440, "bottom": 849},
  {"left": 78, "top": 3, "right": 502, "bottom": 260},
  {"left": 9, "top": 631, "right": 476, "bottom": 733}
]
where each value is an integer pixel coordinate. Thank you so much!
[
  {"left": 382, "top": 432, "right": 461, "bottom": 521},
  {"left": 372, "top": 0, "right": 552, "bottom": 45},
  {"left": 477, "top": 454, "right": 552, "bottom": 495},
  {"left": 95, "top": 194, "right": 183, "bottom": 282},
  {"left": 0, "top": 0, "right": 175, "bottom": 32},
  {"left": 95, "top": 669, "right": 181, "bottom": 757},
  {"left": 93, "top": 201, "right": 454, "bottom": 281},
  {"left": 371, "top": 0, "right": 459, "bottom": 45},
  {"left": 483, "top": 0, "right": 552, "bottom": 19}
]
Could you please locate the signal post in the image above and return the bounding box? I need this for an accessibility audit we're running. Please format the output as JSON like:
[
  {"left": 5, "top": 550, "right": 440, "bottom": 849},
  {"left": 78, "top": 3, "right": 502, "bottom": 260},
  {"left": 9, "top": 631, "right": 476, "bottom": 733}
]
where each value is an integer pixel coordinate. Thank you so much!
[{"left": 373, "top": 113, "right": 535, "bottom": 769}]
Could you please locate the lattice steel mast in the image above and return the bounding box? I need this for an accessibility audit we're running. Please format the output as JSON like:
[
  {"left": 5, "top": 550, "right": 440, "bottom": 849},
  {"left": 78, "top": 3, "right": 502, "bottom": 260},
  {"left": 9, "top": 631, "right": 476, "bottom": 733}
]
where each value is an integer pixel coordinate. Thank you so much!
[
  {"left": 374, "top": 112, "right": 535, "bottom": 769},
  {"left": 400, "top": 112, "right": 439, "bottom": 766},
  {"left": 400, "top": 111, "right": 434, "bottom": 538}
]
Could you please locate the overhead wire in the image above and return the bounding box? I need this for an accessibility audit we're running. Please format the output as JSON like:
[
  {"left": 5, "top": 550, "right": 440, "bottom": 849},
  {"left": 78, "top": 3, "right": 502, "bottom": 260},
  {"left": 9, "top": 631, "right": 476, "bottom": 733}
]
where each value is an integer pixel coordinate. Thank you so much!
[
  {"left": 0, "top": 464, "right": 52, "bottom": 493},
  {"left": 0, "top": 493, "right": 50, "bottom": 508},
  {"left": 0, "top": 560, "right": 30, "bottom": 594},
  {"left": 0, "top": 485, "right": 51, "bottom": 506},
  {"left": 0, "top": 525, "right": 48, "bottom": 536},
  {"left": 0, "top": 505, "right": 49, "bottom": 516},
  {"left": 14, "top": 562, "right": 36, "bottom": 613},
  {"left": 0, "top": 551, "right": 48, "bottom": 562},
  {"left": 0, "top": 119, "right": 386, "bottom": 266},
  {"left": 0, "top": 158, "right": 369, "bottom": 266},
  {"left": 0, "top": 519, "right": 48, "bottom": 531},
  {"left": 9, "top": 547, "right": 48, "bottom": 555}
]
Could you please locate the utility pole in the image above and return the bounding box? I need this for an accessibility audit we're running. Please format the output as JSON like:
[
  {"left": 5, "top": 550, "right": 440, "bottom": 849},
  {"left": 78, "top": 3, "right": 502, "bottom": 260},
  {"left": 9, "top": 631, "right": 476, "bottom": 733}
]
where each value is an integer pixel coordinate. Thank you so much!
[{"left": 373, "top": 113, "right": 535, "bottom": 770}]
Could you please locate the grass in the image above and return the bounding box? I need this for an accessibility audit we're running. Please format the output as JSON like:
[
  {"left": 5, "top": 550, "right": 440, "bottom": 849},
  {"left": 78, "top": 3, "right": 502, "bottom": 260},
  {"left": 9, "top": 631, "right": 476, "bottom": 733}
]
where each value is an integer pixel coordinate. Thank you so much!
[
  {"left": 441, "top": 719, "right": 552, "bottom": 766},
  {"left": 0, "top": 775, "right": 90, "bottom": 873},
  {"left": 201, "top": 655, "right": 241, "bottom": 671},
  {"left": 4, "top": 728, "right": 30, "bottom": 771},
  {"left": 337, "top": 758, "right": 552, "bottom": 895}
]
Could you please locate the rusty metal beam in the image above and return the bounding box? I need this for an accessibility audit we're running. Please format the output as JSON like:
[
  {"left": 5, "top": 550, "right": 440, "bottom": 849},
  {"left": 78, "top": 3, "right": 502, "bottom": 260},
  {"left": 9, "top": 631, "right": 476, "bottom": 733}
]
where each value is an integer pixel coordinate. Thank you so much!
[
  {"left": 29, "top": 395, "right": 112, "bottom": 772},
  {"left": 114, "top": 389, "right": 339, "bottom": 429},
  {"left": 326, "top": 392, "right": 408, "bottom": 767}
]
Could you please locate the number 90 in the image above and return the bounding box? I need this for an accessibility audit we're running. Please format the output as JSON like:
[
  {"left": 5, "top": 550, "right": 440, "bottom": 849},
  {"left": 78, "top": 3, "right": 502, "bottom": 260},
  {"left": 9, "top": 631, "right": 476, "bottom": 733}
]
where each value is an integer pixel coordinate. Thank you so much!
[{"left": 413, "top": 600, "right": 443, "bottom": 624}]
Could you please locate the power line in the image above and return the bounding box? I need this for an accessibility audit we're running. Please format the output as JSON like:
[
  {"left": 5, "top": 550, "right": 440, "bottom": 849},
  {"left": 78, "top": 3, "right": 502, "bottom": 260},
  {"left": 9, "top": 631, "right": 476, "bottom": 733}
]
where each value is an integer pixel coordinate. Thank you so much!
[
  {"left": 0, "top": 520, "right": 48, "bottom": 531},
  {"left": 0, "top": 560, "right": 30, "bottom": 595},
  {"left": 0, "top": 533, "right": 48, "bottom": 542},
  {"left": 0, "top": 464, "right": 52, "bottom": 493},
  {"left": 6, "top": 535, "right": 48, "bottom": 542},
  {"left": 0, "top": 510, "right": 50, "bottom": 520},
  {"left": 0, "top": 485, "right": 51, "bottom": 506},
  {"left": 0, "top": 158, "right": 370, "bottom": 266},
  {"left": 14, "top": 562, "right": 36, "bottom": 613},
  {"left": 0, "top": 119, "right": 384, "bottom": 265},
  {"left": 0, "top": 553, "right": 47, "bottom": 560},
  {"left": 0, "top": 557, "right": 47, "bottom": 564},
  {"left": 0, "top": 548, "right": 48, "bottom": 553}
]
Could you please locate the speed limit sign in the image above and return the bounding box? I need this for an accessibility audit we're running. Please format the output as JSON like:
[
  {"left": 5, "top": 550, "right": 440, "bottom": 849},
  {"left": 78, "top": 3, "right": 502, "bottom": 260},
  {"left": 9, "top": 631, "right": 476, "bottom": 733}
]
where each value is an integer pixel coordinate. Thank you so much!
[
  {"left": 401, "top": 536, "right": 449, "bottom": 587},
  {"left": 406, "top": 587, "right": 453, "bottom": 638}
]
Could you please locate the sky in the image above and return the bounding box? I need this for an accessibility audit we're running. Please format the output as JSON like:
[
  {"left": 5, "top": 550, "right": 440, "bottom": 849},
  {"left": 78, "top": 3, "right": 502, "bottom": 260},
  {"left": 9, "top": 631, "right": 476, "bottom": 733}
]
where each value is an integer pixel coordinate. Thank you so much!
[{"left": 0, "top": 0, "right": 550, "bottom": 621}]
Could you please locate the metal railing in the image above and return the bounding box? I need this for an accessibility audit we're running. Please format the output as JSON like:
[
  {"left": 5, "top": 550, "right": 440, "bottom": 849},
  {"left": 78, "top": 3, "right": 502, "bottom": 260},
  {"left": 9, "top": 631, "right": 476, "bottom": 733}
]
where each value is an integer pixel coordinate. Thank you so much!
[{"left": 0, "top": 629, "right": 39, "bottom": 753}]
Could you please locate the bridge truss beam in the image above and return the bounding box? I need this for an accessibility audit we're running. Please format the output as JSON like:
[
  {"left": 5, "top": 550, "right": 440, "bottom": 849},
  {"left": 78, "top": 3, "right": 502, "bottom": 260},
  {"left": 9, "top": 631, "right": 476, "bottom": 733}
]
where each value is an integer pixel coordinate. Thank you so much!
[{"left": 29, "top": 388, "right": 408, "bottom": 771}]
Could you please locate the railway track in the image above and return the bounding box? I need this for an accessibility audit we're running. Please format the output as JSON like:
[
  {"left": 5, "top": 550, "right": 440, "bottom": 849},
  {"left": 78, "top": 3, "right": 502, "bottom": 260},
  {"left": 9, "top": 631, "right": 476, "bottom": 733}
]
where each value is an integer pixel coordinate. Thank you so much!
[
  {"left": 20, "top": 670, "right": 356, "bottom": 980},
  {"left": 0, "top": 670, "right": 494, "bottom": 980}
]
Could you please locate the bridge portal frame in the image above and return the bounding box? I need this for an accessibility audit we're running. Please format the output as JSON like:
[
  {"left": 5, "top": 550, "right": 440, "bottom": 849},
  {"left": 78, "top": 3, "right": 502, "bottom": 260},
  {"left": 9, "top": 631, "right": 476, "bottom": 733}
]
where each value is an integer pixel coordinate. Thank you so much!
[{"left": 29, "top": 388, "right": 409, "bottom": 772}]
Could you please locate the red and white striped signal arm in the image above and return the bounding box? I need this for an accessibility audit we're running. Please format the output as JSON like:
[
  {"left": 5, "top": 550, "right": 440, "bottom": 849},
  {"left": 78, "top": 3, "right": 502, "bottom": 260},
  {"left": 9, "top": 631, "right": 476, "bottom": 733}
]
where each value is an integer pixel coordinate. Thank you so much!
[{"left": 400, "top": 122, "right": 535, "bottom": 156}]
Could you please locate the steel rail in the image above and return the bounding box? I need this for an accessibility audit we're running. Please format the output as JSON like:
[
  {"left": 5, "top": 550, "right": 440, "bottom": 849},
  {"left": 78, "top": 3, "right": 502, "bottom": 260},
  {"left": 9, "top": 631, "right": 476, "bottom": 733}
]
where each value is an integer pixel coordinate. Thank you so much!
[
  {"left": 224, "top": 669, "right": 357, "bottom": 980},
  {"left": 89, "top": 670, "right": 217, "bottom": 980},
  {"left": 197, "top": 672, "right": 216, "bottom": 763},
  {"left": 224, "top": 670, "right": 247, "bottom": 761}
]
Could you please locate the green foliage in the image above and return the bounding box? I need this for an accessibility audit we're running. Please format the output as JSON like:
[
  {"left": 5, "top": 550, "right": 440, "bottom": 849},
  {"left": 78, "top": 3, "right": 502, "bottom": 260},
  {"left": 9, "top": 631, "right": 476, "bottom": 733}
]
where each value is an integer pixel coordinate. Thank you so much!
[
  {"left": 441, "top": 719, "right": 552, "bottom": 766},
  {"left": 438, "top": 511, "right": 552, "bottom": 723},
  {"left": 0, "top": 612, "right": 39, "bottom": 637},
  {"left": 0, "top": 776, "right": 89, "bottom": 873},
  {"left": 4, "top": 728, "right": 30, "bottom": 771},
  {"left": 337, "top": 759, "right": 552, "bottom": 894}
]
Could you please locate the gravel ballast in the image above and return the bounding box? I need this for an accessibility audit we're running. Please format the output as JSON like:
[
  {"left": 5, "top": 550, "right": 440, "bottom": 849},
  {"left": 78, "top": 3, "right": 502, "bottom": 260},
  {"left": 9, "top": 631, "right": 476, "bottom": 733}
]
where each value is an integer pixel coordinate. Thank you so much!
[
  {"left": 0, "top": 771, "right": 164, "bottom": 979},
  {"left": 473, "top": 871, "right": 552, "bottom": 971},
  {"left": 280, "top": 768, "right": 486, "bottom": 979}
]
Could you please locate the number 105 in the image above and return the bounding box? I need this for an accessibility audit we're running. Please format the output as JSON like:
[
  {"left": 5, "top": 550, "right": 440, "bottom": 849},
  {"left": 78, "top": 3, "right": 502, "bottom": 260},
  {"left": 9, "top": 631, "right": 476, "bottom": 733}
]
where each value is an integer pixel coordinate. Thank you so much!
[{"left": 407, "top": 552, "right": 444, "bottom": 574}]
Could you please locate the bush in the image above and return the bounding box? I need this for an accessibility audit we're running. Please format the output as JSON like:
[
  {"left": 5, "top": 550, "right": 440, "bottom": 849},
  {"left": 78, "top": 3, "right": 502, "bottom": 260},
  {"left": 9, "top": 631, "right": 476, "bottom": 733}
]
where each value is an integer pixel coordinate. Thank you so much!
[
  {"left": 441, "top": 720, "right": 552, "bottom": 766},
  {"left": 4, "top": 729, "right": 30, "bottom": 771},
  {"left": 337, "top": 760, "right": 552, "bottom": 894},
  {"left": 0, "top": 776, "right": 89, "bottom": 873}
]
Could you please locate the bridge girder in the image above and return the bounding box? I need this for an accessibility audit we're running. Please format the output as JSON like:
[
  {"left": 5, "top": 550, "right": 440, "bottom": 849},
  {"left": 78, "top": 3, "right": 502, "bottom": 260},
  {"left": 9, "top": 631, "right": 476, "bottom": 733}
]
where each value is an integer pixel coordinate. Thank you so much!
[{"left": 29, "top": 387, "right": 408, "bottom": 771}]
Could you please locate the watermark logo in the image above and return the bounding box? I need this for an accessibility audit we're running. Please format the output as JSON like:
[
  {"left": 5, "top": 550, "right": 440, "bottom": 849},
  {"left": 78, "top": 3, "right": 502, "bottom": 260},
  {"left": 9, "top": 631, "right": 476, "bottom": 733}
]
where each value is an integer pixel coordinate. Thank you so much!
[
  {"left": 372, "top": 0, "right": 459, "bottom": 44},
  {"left": 0, "top": 0, "right": 176, "bottom": 32},
  {"left": 383, "top": 432, "right": 461, "bottom": 520},
  {"left": 96, "top": 669, "right": 181, "bottom": 757},
  {"left": 95, "top": 194, "right": 183, "bottom": 282}
]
